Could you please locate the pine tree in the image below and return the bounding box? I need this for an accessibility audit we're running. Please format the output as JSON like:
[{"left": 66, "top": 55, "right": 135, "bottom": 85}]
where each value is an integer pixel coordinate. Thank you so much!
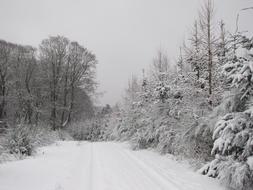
[{"left": 201, "top": 35, "right": 253, "bottom": 190}]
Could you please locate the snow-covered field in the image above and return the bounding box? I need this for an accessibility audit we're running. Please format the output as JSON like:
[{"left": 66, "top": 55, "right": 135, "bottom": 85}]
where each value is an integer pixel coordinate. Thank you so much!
[{"left": 0, "top": 141, "right": 224, "bottom": 190}]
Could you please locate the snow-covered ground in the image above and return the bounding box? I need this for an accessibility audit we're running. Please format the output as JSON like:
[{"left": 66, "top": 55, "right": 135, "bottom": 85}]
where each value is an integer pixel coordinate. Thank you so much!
[{"left": 0, "top": 141, "right": 224, "bottom": 190}]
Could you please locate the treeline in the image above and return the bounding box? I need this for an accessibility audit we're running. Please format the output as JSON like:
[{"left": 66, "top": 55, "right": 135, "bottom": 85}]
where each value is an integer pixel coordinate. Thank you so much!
[
  {"left": 102, "top": 1, "right": 253, "bottom": 190},
  {"left": 0, "top": 36, "right": 97, "bottom": 130}
]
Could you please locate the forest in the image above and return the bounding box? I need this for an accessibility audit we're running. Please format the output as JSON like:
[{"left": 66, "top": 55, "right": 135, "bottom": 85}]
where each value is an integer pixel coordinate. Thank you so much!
[
  {"left": 0, "top": 0, "right": 253, "bottom": 190},
  {"left": 0, "top": 35, "right": 98, "bottom": 154}
]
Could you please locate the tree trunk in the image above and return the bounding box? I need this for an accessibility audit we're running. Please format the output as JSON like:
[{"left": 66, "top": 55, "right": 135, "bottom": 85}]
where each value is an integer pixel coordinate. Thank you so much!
[
  {"left": 67, "top": 83, "right": 75, "bottom": 124},
  {"left": 61, "top": 61, "right": 69, "bottom": 126},
  {"left": 207, "top": 5, "right": 212, "bottom": 96},
  {"left": 50, "top": 63, "right": 57, "bottom": 130},
  {"left": 0, "top": 76, "right": 6, "bottom": 119}
]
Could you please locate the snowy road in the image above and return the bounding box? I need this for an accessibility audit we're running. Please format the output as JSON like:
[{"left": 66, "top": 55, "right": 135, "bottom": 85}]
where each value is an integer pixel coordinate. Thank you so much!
[{"left": 0, "top": 141, "right": 224, "bottom": 190}]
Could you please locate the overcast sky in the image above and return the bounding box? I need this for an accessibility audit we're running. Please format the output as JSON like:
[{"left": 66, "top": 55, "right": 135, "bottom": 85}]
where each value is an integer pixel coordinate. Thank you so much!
[{"left": 0, "top": 0, "right": 252, "bottom": 105}]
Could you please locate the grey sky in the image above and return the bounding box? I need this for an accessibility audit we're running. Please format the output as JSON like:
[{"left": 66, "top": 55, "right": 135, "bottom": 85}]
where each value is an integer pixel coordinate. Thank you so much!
[{"left": 0, "top": 0, "right": 252, "bottom": 105}]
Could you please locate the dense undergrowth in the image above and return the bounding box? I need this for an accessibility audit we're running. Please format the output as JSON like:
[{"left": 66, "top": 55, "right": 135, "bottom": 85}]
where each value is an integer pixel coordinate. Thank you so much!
[{"left": 0, "top": 124, "right": 72, "bottom": 163}]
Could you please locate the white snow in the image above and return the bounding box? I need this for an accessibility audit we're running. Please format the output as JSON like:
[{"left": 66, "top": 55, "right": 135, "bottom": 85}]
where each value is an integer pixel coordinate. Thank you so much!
[
  {"left": 247, "top": 156, "right": 253, "bottom": 170},
  {"left": 0, "top": 141, "right": 225, "bottom": 190}
]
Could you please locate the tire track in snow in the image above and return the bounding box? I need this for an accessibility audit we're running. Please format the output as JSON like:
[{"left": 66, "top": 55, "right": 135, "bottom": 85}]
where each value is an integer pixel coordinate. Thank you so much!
[
  {"left": 111, "top": 143, "right": 183, "bottom": 190},
  {"left": 0, "top": 141, "right": 225, "bottom": 190}
]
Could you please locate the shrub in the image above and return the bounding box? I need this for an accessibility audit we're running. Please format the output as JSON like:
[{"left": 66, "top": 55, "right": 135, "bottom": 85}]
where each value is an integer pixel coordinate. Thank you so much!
[
  {"left": 131, "top": 132, "right": 149, "bottom": 150},
  {"left": 5, "top": 124, "right": 36, "bottom": 156},
  {"left": 157, "top": 127, "right": 176, "bottom": 154},
  {"left": 1, "top": 123, "right": 64, "bottom": 160}
]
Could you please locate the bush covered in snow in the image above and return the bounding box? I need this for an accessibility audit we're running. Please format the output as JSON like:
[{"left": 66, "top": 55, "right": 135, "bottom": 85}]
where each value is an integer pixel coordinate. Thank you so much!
[
  {"left": 5, "top": 124, "right": 36, "bottom": 156},
  {"left": 212, "top": 112, "right": 253, "bottom": 159},
  {"left": 154, "top": 82, "right": 170, "bottom": 102},
  {"left": 0, "top": 123, "right": 70, "bottom": 162},
  {"left": 200, "top": 111, "right": 253, "bottom": 190}
]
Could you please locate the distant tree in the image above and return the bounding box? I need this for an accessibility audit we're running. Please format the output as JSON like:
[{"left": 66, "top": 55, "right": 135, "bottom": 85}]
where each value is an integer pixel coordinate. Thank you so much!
[
  {"left": 152, "top": 50, "right": 170, "bottom": 82},
  {"left": 101, "top": 104, "right": 112, "bottom": 116},
  {"left": 184, "top": 21, "right": 203, "bottom": 81},
  {"left": 125, "top": 75, "right": 140, "bottom": 104},
  {"left": 177, "top": 47, "right": 184, "bottom": 76}
]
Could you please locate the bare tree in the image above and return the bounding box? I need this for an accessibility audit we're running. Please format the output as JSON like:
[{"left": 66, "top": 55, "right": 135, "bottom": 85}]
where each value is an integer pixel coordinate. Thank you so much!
[
  {"left": 9, "top": 45, "right": 37, "bottom": 123},
  {"left": 185, "top": 20, "right": 203, "bottom": 80},
  {"left": 0, "top": 36, "right": 98, "bottom": 128},
  {"left": 199, "top": 0, "right": 216, "bottom": 95},
  {"left": 0, "top": 40, "right": 12, "bottom": 119},
  {"left": 152, "top": 49, "right": 170, "bottom": 82},
  {"left": 60, "top": 45, "right": 72, "bottom": 126},
  {"left": 65, "top": 42, "right": 97, "bottom": 125},
  {"left": 126, "top": 75, "right": 140, "bottom": 103},
  {"left": 39, "top": 36, "right": 69, "bottom": 129}
]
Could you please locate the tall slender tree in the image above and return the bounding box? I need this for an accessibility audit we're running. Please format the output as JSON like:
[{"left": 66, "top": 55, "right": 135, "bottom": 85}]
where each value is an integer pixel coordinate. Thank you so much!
[
  {"left": 39, "top": 36, "right": 69, "bottom": 129},
  {"left": 199, "top": 0, "right": 216, "bottom": 96}
]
